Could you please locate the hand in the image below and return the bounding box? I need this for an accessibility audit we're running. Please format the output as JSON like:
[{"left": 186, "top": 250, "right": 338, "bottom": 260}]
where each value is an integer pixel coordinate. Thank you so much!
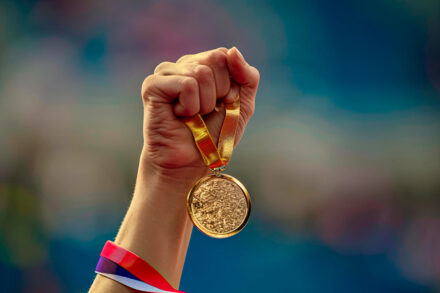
[{"left": 140, "top": 47, "right": 260, "bottom": 181}]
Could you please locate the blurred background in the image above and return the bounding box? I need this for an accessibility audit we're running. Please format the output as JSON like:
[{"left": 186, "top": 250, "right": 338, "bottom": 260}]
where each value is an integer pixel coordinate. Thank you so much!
[{"left": 1, "top": 0, "right": 439, "bottom": 292}]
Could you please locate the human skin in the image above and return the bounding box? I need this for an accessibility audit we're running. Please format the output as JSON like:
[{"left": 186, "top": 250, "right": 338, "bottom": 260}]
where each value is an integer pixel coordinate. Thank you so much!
[{"left": 89, "top": 47, "right": 260, "bottom": 292}]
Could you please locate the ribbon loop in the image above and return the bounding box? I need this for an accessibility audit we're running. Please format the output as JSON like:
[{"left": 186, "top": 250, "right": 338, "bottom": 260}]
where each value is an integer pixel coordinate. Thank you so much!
[{"left": 183, "top": 97, "right": 240, "bottom": 171}]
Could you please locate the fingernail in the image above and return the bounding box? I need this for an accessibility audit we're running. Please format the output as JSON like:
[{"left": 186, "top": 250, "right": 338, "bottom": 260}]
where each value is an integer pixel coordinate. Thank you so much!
[{"left": 233, "top": 46, "right": 244, "bottom": 59}]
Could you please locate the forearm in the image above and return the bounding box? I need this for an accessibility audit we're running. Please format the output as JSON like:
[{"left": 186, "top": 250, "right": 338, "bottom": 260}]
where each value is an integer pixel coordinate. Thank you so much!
[{"left": 90, "top": 153, "right": 206, "bottom": 292}]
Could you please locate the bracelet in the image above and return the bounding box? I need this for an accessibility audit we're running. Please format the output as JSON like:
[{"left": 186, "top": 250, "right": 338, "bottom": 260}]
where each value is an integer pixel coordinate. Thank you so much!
[{"left": 95, "top": 241, "right": 186, "bottom": 293}]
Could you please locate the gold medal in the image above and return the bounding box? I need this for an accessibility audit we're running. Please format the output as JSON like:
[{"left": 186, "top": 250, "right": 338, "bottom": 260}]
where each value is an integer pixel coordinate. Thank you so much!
[
  {"left": 183, "top": 96, "right": 251, "bottom": 238},
  {"left": 187, "top": 174, "right": 251, "bottom": 238}
]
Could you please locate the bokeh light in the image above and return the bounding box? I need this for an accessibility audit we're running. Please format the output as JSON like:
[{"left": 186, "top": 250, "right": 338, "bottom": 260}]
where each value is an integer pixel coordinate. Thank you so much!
[{"left": 0, "top": 0, "right": 439, "bottom": 292}]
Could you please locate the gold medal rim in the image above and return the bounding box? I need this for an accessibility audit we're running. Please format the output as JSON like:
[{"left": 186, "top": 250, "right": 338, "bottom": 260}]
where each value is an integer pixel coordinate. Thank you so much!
[{"left": 187, "top": 173, "right": 251, "bottom": 238}]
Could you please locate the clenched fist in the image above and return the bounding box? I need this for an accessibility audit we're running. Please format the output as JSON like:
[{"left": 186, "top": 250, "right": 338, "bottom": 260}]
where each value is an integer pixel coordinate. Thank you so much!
[{"left": 141, "top": 47, "right": 260, "bottom": 180}]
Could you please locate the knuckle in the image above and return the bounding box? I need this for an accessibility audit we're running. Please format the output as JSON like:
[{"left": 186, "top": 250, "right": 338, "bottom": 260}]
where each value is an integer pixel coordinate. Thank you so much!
[
  {"left": 181, "top": 77, "right": 198, "bottom": 93},
  {"left": 207, "top": 50, "right": 226, "bottom": 67},
  {"left": 177, "top": 54, "right": 191, "bottom": 63},
  {"left": 216, "top": 47, "right": 228, "bottom": 54},
  {"left": 141, "top": 75, "right": 156, "bottom": 100},
  {"left": 193, "top": 65, "right": 212, "bottom": 81},
  {"left": 154, "top": 61, "right": 171, "bottom": 74}
]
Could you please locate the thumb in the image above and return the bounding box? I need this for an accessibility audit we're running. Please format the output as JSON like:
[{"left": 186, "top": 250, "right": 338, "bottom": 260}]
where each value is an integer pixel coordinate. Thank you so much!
[
  {"left": 225, "top": 47, "right": 260, "bottom": 103},
  {"left": 226, "top": 47, "right": 260, "bottom": 127}
]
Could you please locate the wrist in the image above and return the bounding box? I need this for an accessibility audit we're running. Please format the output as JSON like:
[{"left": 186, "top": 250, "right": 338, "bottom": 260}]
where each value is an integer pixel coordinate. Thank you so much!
[
  {"left": 113, "top": 152, "right": 203, "bottom": 288},
  {"left": 137, "top": 150, "right": 210, "bottom": 190}
]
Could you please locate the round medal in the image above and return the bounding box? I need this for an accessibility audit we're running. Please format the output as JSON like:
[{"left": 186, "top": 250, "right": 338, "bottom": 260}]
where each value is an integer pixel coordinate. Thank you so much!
[
  {"left": 183, "top": 96, "right": 251, "bottom": 238},
  {"left": 187, "top": 174, "right": 251, "bottom": 238}
]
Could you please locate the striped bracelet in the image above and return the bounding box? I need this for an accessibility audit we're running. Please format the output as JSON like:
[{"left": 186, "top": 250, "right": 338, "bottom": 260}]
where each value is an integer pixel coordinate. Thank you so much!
[{"left": 95, "top": 241, "right": 186, "bottom": 293}]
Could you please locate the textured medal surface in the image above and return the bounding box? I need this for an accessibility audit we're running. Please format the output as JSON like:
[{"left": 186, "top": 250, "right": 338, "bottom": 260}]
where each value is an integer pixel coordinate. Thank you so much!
[{"left": 187, "top": 174, "right": 250, "bottom": 238}]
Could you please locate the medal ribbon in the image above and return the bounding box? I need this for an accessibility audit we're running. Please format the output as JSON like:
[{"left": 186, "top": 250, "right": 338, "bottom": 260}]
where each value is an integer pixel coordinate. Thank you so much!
[{"left": 183, "top": 96, "right": 240, "bottom": 171}]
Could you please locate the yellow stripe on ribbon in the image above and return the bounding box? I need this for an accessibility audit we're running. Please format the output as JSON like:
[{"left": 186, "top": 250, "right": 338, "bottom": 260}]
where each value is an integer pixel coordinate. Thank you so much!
[{"left": 183, "top": 97, "right": 240, "bottom": 170}]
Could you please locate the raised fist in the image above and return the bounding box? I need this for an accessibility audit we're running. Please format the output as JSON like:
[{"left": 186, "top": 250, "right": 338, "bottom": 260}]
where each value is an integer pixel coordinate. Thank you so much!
[{"left": 141, "top": 47, "right": 260, "bottom": 180}]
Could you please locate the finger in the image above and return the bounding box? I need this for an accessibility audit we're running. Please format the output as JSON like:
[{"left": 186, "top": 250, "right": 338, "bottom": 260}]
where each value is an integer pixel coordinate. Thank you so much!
[
  {"left": 174, "top": 76, "right": 200, "bottom": 116},
  {"left": 223, "top": 80, "right": 240, "bottom": 104},
  {"left": 226, "top": 47, "right": 259, "bottom": 123},
  {"left": 226, "top": 47, "right": 260, "bottom": 90},
  {"left": 178, "top": 48, "right": 231, "bottom": 98},
  {"left": 142, "top": 75, "right": 200, "bottom": 116},
  {"left": 154, "top": 63, "right": 216, "bottom": 115},
  {"left": 177, "top": 47, "right": 228, "bottom": 63}
]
